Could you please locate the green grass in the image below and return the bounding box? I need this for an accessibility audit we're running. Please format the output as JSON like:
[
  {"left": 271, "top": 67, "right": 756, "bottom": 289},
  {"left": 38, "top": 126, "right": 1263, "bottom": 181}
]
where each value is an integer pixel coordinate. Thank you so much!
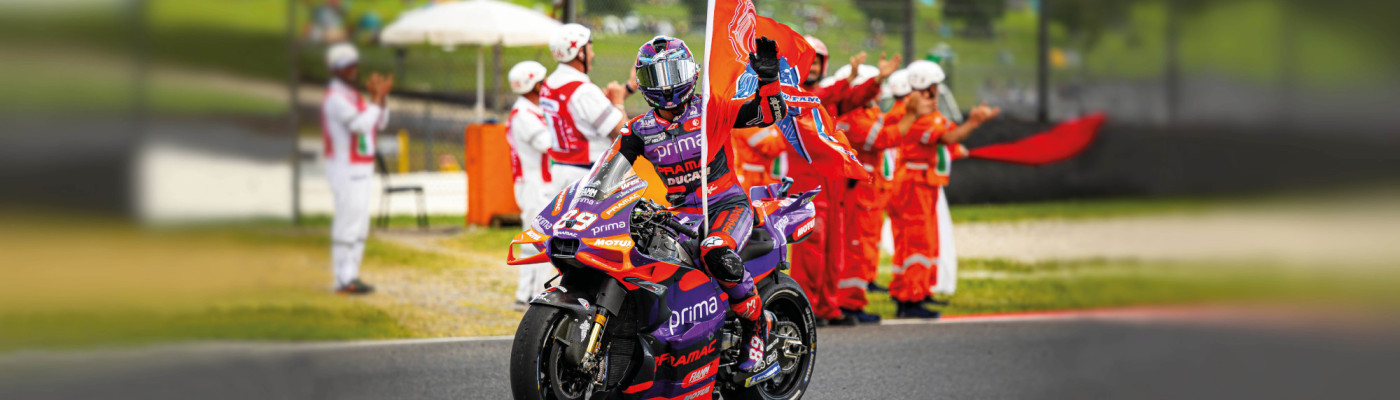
[
  {"left": 0, "top": 299, "right": 410, "bottom": 351},
  {"left": 948, "top": 197, "right": 1217, "bottom": 223},
  {"left": 858, "top": 257, "right": 1384, "bottom": 318}
]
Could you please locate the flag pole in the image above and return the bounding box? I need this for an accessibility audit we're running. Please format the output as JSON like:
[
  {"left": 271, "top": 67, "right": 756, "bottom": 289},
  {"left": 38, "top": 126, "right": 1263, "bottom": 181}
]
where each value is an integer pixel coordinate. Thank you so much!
[{"left": 700, "top": 0, "right": 717, "bottom": 238}]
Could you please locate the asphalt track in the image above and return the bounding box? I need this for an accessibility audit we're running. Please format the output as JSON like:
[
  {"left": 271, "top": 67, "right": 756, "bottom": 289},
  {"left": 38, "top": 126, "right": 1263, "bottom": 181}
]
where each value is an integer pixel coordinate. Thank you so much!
[{"left": 2, "top": 312, "right": 1393, "bottom": 400}]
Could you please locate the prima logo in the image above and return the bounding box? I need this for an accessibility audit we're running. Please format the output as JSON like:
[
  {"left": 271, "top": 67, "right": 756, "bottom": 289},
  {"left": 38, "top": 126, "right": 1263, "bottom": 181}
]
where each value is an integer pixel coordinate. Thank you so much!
[
  {"left": 533, "top": 215, "right": 551, "bottom": 230},
  {"left": 669, "top": 296, "right": 720, "bottom": 332},
  {"left": 590, "top": 221, "right": 625, "bottom": 235},
  {"left": 652, "top": 134, "right": 702, "bottom": 159}
]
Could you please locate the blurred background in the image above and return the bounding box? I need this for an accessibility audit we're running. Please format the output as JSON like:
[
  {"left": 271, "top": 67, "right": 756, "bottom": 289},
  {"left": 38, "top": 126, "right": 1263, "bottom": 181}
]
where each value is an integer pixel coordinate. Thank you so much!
[{"left": 0, "top": 0, "right": 1398, "bottom": 385}]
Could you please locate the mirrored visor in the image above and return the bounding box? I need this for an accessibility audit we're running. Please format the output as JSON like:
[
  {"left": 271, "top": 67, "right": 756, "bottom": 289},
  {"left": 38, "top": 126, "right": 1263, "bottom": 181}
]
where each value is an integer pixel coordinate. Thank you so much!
[{"left": 636, "top": 59, "right": 699, "bottom": 89}]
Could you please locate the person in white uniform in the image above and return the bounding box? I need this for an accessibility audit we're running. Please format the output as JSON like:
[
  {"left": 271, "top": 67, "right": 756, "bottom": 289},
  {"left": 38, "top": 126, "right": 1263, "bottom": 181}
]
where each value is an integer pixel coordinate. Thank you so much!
[
  {"left": 540, "top": 23, "right": 630, "bottom": 196},
  {"left": 505, "top": 60, "right": 557, "bottom": 305},
  {"left": 322, "top": 43, "right": 393, "bottom": 295}
]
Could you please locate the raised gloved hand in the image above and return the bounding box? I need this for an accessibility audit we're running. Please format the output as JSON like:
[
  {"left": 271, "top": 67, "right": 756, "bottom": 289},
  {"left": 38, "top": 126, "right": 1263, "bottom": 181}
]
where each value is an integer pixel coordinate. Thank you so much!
[{"left": 749, "top": 36, "right": 781, "bottom": 86}]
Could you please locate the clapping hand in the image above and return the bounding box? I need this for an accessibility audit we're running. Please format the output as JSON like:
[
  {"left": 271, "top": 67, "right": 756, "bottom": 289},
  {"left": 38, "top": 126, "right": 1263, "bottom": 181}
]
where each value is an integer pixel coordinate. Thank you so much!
[
  {"left": 967, "top": 101, "right": 1001, "bottom": 125},
  {"left": 367, "top": 72, "right": 394, "bottom": 104},
  {"left": 875, "top": 52, "right": 902, "bottom": 81}
]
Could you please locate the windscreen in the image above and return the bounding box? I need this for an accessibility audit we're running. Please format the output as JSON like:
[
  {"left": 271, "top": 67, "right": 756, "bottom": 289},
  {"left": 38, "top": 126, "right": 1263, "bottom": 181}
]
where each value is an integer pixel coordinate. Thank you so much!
[{"left": 574, "top": 148, "right": 644, "bottom": 202}]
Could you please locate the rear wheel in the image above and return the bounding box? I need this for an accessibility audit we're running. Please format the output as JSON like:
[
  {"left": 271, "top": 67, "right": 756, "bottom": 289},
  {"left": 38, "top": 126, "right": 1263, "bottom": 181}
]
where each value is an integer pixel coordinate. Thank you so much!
[
  {"left": 721, "top": 273, "right": 818, "bottom": 400},
  {"left": 509, "top": 305, "right": 593, "bottom": 400}
]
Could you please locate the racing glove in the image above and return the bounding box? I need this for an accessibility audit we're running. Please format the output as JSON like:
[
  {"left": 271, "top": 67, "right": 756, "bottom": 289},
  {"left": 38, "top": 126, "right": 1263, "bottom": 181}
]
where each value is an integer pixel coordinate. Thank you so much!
[{"left": 748, "top": 36, "right": 785, "bottom": 125}]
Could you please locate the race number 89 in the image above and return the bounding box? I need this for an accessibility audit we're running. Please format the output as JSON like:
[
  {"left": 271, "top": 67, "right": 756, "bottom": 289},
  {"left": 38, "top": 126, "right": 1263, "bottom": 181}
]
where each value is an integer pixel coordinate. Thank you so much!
[{"left": 552, "top": 210, "right": 599, "bottom": 231}]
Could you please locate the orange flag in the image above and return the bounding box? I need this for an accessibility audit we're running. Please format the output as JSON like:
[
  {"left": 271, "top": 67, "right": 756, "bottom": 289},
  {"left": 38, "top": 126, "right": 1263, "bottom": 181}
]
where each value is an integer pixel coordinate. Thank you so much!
[{"left": 704, "top": 0, "right": 869, "bottom": 181}]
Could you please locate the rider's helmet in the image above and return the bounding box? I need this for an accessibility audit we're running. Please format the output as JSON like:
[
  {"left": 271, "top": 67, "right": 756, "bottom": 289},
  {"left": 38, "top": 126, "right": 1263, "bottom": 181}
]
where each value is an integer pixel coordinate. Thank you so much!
[
  {"left": 634, "top": 36, "right": 700, "bottom": 110},
  {"left": 887, "top": 69, "right": 913, "bottom": 99},
  {"left": 507, "top": 61, "right": 547, "bottom": 94},
  {"left": 549, "top": 23, "right": 593, "bottom": 63},
  {"left": 905, "top": 60, "right": 946, "bottom": 92}
]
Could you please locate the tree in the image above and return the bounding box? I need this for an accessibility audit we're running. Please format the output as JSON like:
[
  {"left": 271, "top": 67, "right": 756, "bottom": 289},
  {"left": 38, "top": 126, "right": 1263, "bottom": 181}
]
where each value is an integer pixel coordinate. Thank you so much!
[
  {"left": 584, "top": 0, "right": 631, "bottom": 16},
  {"left": 852, "top": 0, "right": 907, "bottom": 29},
  {"left": 943, "top": 0, "right": 1007, "bottom": 39}
]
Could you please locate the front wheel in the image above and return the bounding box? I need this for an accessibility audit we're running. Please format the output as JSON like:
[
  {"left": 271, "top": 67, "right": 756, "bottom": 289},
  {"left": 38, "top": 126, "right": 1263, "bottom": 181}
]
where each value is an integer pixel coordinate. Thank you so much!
[
  {"left": 722, "top": 273, "right": 818, "bottom": 400},
  {"left": 509, "top": 305, "right": 594, "bottom": 400}
]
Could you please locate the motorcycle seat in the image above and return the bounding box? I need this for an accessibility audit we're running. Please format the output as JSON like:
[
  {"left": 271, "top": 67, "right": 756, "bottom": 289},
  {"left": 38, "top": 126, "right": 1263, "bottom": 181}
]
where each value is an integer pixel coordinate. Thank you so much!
[{"left": 739, "top": 224, "right": 775, "bottom": 261}]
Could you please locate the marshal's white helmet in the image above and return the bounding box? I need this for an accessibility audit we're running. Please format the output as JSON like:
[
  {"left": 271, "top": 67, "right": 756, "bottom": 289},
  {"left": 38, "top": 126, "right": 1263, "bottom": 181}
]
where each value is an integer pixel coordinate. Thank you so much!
[
  {"left": 886, "top": 69, "right": 913, "bottom": 98},
  {"left": 804, "top": 35, "right": 829, "bottom": 73},
  {"left": 508, "top": 61, "right": 547, "bottom": 94},
  {"left": 549, "top": 23, "right": 593, "bottom": 63},
  {"left": 326, "top": 42, "right": 359, "bottom": 71},
  {"left": 905, "top": 60, "right": 945, "bottom": 91}
]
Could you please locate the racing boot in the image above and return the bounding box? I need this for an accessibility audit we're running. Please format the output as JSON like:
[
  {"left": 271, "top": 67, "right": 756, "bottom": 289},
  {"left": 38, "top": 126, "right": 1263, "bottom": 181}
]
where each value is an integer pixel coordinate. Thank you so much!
[
  {"left": 867, "top": 281, "right": 889, "bottom": 293},
  {"left": 841, "top": 308, "right": 883, "bottom": 323},
  {"left": 895, "top": 301, "right": 941, "bottom": 319},
  {"left": 720, "top": 272, "right": 769, "bottom": 372}
]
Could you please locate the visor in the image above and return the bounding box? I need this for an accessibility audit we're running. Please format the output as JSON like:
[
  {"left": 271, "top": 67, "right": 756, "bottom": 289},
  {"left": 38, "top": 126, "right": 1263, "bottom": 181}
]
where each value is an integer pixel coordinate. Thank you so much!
[{"left": 636, "top": 59, "right": 699, "bottom": 89}]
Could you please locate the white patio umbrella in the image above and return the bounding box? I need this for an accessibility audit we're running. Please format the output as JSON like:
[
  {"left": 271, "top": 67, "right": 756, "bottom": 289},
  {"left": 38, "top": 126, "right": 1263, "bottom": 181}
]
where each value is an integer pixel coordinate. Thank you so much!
[{"left": 380, "top": 0, "right": 562, "bottom": 121}]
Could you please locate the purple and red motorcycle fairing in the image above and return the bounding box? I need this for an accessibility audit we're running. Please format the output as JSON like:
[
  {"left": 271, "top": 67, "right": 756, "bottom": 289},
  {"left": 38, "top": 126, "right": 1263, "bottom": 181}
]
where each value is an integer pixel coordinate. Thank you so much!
[{"left": 507, "top": 151, "right": 819, "bottom": 400}]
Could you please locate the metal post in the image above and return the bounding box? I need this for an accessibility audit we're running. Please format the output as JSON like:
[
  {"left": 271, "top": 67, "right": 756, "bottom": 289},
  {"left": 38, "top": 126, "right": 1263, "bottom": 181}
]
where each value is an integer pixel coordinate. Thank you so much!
[
  {"left": 904, "top": 0, "right": 916, "bottom": 63},
  {"left": 1165, "top": 0, "right": 1179, "bottom": 126},
  {"left": 475, "top": 45, "right": 485, "bottom": 122},
  {"left": 493, "top": 42, "right": 503, "bottom": 114},
  {"left": 563, "top": 0, "right": 576, "bottom": 23},
  {"left": 1036, "top": 0, "right": 1050, "bottom": 123},
  {"left": 287, "top": 0, "right": 302, "bottom": 225}
]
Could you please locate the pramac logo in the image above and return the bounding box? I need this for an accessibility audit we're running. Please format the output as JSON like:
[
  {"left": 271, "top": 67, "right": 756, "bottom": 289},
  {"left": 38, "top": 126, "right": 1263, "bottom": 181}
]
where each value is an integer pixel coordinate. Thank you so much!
[{"left": 727, "top": 0, "right": 756, "bottom": 65}]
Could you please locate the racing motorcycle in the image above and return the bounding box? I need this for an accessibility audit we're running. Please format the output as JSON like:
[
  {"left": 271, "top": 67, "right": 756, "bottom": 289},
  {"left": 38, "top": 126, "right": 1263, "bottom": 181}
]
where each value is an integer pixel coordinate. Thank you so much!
[{"left": 506, "top": 150, "right": 820, "bottom": 400}]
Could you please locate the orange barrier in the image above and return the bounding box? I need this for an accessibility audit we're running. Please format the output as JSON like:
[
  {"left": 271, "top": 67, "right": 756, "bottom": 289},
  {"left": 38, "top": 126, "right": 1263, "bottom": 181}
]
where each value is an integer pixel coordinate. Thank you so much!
[{"left": 464, "top": 123, "right": 520, "bottom": 226}]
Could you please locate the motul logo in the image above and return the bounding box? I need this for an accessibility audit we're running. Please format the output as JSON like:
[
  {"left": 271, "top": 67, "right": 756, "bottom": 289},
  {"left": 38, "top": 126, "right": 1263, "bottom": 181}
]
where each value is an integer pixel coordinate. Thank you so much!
[
  {"left": 592, "top": 238, "right": 632, "bottom": 248},
  {"left": 795, "top": 218, "right": 815, "bottom": 238}
]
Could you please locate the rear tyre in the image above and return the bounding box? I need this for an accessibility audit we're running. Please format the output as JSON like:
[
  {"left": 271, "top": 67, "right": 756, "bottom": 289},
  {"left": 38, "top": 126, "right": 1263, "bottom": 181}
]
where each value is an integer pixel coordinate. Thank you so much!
[{"left": 721, "top": 273, "right": 818, "bottom": 400}]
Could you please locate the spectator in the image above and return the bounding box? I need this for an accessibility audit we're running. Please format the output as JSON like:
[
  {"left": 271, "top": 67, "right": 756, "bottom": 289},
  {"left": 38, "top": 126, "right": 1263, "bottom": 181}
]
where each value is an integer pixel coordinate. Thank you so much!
[
  {"left": 505, "top": 61, "right": 556, "bottom": 306},
  {"left": 322, "top": 43, "right": 393, "bottom": 295}
]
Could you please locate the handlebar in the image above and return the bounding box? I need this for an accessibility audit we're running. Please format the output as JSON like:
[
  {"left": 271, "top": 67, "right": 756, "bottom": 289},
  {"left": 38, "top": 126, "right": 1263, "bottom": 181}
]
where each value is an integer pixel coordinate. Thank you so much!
[{"left": 665, "top": 218, "right": 700, "bottom": 239}]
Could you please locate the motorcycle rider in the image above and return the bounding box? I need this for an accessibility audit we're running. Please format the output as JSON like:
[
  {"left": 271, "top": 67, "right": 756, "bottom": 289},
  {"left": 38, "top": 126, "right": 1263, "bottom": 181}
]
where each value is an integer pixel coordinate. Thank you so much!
[
  {"left": 614, "top": 35, "right": 787, "bottom": 372},
  {"left": 542, "top": 23, "right": 631, "bottom": 197},
  {"left": 505, "top": 60, "right": 556, "bottom": 306},
  {"left": 887, "top": 60, "right": 1000, "bottom": 318}
]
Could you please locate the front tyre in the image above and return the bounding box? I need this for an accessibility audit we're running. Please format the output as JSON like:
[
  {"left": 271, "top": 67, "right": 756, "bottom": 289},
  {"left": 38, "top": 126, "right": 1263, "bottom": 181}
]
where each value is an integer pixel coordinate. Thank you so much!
[
  {"left": 722, "top": 273, "right": 818, "bottom": 400},
  {"left": 509, "top": 305, "right": 592, "bottom": 400}
]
